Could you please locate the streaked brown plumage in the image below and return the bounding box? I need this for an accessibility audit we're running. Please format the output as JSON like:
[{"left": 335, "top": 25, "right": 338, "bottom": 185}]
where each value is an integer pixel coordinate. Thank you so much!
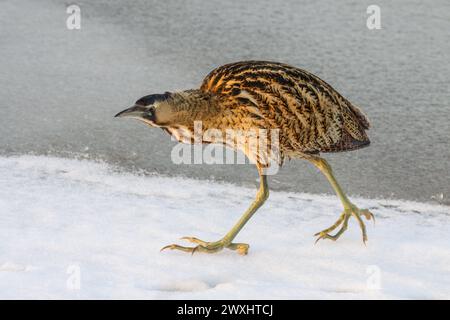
[
  {"left": 115, "top": 60, "right": 374, "bottom": 255},
  {"left": 200, "top": 60, "right": 370, "bottom": 157}
]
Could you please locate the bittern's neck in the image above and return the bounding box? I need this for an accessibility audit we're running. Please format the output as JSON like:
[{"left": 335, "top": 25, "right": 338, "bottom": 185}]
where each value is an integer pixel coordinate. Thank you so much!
[{"left": 168, "top": 89, "right": 221, "bottom": 124}]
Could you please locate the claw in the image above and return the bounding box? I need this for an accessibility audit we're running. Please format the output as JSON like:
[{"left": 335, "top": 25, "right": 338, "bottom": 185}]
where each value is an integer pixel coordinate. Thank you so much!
[
  {"left": 191, "top": 246, "right": 199, "bottom": 255},
  {"left": 314, "top": 232, "right": 326, "bottom": 244},
  {"left": 361, "top": 209, "right": 376, "bottom": 225},
  {"left": 160, "top": 244, "right": 175, "bottom": 252}
]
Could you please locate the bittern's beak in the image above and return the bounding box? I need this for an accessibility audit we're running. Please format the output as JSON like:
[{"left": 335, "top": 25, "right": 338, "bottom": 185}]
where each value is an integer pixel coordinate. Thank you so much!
[{"left": 114, "top": 105, "right": 147, "bottom": 118}]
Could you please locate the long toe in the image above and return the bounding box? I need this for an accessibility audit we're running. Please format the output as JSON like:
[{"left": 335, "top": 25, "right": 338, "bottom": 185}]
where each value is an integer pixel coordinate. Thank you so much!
[
  {"left": 161, "top": 237, "right": 250, "bottom": 255},
  {"left": 160, "top": 243, "right": 221, "bottom": 255},
  {"left": 315, "top": 205, "right": 375, "bottom": 244},
  {"left": 314, "top": 212, "right": 350, "bottom": 243},
  {"left": 180, "top": 236, "right": 208, "bottom": 246},
  {"left": 160, "top": 244, "right": 197, "bottom": 254}
]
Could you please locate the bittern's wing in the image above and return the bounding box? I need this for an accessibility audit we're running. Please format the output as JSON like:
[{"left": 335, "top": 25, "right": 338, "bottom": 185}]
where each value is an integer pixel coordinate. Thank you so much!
[{"left": 200, "top": 61, "right": 370, "bottom": 154}]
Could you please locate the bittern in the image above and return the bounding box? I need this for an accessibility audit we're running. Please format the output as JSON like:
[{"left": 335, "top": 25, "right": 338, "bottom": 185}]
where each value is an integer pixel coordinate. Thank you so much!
[{"left": 115, "top": 61, "right": 374, "bottom": 255}]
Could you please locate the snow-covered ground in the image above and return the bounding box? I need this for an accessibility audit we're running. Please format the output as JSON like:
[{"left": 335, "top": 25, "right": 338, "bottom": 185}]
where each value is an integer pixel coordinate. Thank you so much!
[{"left": 0, "top": 155, "right": 449, "bottom": 299}]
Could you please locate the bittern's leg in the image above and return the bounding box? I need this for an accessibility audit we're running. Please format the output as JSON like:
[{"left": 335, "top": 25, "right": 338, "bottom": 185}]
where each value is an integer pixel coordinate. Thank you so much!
[
  {"left": 161, "top": 166, "right": 269, "bottom": 255},
  {"left": 307, "top": 156, "right": 374, "bottom": 243}
]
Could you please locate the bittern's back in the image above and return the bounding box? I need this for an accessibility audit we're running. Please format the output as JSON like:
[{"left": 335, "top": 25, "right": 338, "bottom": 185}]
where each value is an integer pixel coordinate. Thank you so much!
[{"left": 200, "top": 61, "right": 370, "bottom": 156}]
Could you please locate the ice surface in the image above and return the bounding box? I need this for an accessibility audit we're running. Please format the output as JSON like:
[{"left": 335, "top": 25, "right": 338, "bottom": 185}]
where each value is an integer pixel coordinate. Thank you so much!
[
  {"left": 1, "top": 0, "right": 449, "bottom": 203},
  {"left": 0, "top": 155, "right": 449, "bottom": 299}
]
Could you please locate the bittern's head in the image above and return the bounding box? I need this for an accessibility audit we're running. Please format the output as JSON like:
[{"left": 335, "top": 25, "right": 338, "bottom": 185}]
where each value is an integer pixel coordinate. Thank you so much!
[{"left": 115, "top": 92, "right": 174, "bottom": 127}]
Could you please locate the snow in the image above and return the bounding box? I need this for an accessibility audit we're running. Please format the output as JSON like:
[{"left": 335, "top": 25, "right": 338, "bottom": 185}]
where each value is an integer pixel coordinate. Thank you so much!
[{"left": 0, "top": 155, "right": 449, "bottom": 299}]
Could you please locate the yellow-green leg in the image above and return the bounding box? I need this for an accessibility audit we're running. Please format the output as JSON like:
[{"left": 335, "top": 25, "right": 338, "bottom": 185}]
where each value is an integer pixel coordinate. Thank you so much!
[
  {"left": 308, "top": 156, "right": 375, "bottom": 244},
  {"left": 161, "top": 165, "right": 269, "bottom": 255}
]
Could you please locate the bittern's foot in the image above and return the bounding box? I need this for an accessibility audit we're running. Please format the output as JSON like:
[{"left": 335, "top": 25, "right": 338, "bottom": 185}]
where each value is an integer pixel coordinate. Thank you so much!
[
  {"left": 314, "top": 204, "right": 375, "bottom": 244},
  {"left": 160, "top": 237, "right": 249, "bottom": 255}
]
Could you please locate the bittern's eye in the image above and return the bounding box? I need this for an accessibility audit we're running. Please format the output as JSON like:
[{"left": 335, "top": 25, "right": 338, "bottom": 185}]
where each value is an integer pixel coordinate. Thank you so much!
[{"left": 143, "top": 106, "right": 155, "bottom": 120}]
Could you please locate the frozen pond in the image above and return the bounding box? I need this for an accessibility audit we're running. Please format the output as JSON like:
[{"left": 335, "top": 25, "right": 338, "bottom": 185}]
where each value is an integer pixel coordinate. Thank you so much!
[{"left": 0, "top": 0, "right": 449, "bottom": 203}]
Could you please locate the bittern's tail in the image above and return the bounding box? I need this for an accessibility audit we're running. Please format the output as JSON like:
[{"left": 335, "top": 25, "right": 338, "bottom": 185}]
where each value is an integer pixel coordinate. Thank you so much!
[
  {"left": 321, "top": 130, "right": 370, "bottom": 153},
  {"left": 322, "top": 103, "right": 371, "bottom": 153}
]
